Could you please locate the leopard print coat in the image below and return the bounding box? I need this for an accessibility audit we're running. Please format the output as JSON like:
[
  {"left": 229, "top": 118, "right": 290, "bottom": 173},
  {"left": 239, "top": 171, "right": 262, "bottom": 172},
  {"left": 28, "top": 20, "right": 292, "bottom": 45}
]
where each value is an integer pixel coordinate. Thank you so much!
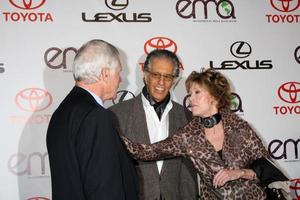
[{"left": 122, "top": 109, "right": 269, "bottom": 199}]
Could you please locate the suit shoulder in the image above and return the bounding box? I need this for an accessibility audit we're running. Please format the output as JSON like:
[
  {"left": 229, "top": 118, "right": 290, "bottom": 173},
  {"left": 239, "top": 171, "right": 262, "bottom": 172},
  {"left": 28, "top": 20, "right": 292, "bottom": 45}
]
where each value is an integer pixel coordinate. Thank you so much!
[
  {"left": 171, "top": 100, "right": 185, "bottom": 109},
  {"left": 171, "top": 100, "right": 189, "bottom": 114},
  {"left": 171, "top": 100, "right": 192, "bottom": 121}
]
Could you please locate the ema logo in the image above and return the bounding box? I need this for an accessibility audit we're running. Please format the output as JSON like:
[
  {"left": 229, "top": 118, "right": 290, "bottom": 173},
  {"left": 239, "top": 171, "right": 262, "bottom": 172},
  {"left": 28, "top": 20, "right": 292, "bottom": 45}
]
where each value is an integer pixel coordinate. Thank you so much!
[
  {"left": 273, "top": 82, "right": 300, "bottom": 115},
  {"left": 209, "top": 41, "right": 273, "bottom": 70},
  {"left": 269, "top": 138, "right": 300, "bottom": 160},
  {"left": 82, "top": 0, "right": 152, "bottom": 23},
  {"left": 230, "top": 92, "right": 243, "bottom": 113},
  {"left": 266, "top": 0, "right": 300, "bottom": 23},
  {"left": 8, "top": 152, "right": 49, "bottom": 177},
  {"left": 3, "top": 0, "right": 53, "bottom": 22},
  {"left": 176, "top": 0, "right": 236, "bottom": 22},
  {"left": 44, "top": 47, "right": 77, "bottom": 72}
]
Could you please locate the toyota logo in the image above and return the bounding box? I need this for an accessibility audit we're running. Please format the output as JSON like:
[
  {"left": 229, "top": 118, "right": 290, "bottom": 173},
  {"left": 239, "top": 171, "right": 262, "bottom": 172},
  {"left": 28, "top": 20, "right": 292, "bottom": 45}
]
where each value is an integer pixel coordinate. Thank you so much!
[
  {"left": 290, "top": 179, "right": 300, "bottom": 199},
  {"left": 105, "top": 0, "right": 128, "bottom": 10},
  {"left": 15, "top": 88, "right": 52, "bottom": 112},
  {"left": 144, "top": 37, "right": 177, "bottom": 55},
  {"left": 9, "top": 0, "right": 46, "bottom": 10},
  {"left": 295, "top": 46, "right": 300, "bottom": 64},
  {"left": 230, "top": 41, "right": 252, "bottom": 58},
  {"left": 112, "top": 90, "right": 135, "bottom": 105},
  {"left": 278, "top": 82, "right": 300, "bottom": 103},
  {"left": 270, "top": 0, "right": 300, "bottom": 12}
]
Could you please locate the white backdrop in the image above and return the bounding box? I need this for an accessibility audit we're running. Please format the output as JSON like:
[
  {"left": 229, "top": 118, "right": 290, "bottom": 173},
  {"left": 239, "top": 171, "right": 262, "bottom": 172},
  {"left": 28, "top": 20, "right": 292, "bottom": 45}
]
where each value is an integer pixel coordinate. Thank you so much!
[{"left": 1, "top": 0, "right": 300, "bottom": 199}]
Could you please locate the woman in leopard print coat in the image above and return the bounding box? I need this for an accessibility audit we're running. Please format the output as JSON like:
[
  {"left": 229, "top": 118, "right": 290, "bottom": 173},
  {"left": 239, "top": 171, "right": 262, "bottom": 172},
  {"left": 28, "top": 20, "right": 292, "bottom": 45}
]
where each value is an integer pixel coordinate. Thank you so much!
[{"left": 122, "top": 69, "right": 269, "bottom": 199}]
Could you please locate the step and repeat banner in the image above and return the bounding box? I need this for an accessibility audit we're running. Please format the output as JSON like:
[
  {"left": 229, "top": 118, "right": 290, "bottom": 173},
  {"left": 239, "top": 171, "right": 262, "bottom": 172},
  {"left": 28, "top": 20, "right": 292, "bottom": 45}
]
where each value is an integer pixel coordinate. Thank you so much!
[{"left": 1, "top": 0, "right": 300, "bottom": 199}]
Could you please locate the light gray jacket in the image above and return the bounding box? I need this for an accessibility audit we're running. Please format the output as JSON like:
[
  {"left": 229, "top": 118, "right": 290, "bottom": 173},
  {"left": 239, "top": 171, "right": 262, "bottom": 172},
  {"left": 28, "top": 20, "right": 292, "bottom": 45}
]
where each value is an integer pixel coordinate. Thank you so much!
[{"left": 110, "top": 94, "right": 198, "bottom": 200}]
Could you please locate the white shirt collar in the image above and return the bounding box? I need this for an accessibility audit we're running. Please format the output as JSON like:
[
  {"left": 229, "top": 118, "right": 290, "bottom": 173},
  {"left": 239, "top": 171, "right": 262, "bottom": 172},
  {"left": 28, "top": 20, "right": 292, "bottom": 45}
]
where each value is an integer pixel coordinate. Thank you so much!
[
  {"left": 141, "top": 92, "right": 173, "bottom": 122},
  {"left": 141, "top": 92, "right": 173, "bottom": 173}
]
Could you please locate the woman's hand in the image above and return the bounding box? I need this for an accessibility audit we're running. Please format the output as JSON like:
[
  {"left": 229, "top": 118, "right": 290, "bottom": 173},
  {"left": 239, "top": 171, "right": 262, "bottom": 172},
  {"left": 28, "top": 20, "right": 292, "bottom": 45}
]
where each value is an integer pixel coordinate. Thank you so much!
[
  {"left": 120, "top": 135, "right": 130, "bottom": 147},
  {"left": 120, "top": 135, "right": 136, "bottom": 155},
  {"left": 213, "top": 169, "right": 244, "bottom": 188}
]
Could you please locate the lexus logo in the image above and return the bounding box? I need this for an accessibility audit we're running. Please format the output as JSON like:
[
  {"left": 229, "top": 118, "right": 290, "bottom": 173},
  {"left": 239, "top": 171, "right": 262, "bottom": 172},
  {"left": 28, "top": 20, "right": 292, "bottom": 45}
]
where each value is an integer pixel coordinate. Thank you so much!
[
  {"left": 144, "top": 37, "right": 177, "bottom": 54},
  {"left": 112, "top": 90, "right": 135, "bottom": 105},
  {"left": 230, "top": 41, "right": 252, "bottom": 58},
  {"left": 270, "top": 0, "right": 300, "bottom": 12},
  {"left": 295, "top": 46, "right": 300, "bottom": 64},
  {"left": 105, "top": 0, "right": 128, "bottom": 10},
  {"left": 9, "top": 0, "right": 46, "bottom": 10},
  {"left": 15, "top": 88, "right": 52, "bottom": 112},
  {"left": 278, "top": 82, "right": 300, "bottom": 103}
]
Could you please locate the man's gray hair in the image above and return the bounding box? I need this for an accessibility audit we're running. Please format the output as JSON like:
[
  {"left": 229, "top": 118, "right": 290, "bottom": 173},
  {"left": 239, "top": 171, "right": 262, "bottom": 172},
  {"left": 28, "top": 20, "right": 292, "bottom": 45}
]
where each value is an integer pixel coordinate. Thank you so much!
[{"left": 73, "top": 39, "right": 120, "bottom": 84}]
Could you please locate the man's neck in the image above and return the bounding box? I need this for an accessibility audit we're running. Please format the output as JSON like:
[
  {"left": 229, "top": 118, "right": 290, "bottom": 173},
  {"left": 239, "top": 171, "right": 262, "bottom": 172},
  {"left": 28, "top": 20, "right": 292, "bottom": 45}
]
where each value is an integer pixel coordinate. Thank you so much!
[
  {"left": 142, "top": 86, "right": 171, "bottom": 120},
  {"left": 76, "top": 81, "right": 104, "bottom": 99}
]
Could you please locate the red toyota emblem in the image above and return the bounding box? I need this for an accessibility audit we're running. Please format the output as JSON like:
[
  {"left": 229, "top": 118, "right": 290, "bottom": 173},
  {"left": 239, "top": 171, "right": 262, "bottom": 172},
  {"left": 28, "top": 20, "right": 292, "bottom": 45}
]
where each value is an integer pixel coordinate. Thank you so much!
[
  {"left": 15, "top": 88, "right": 52, "bottom": 112},
  {"left": 270, "top": 0, "right": 300, "bottom": 12},
  {"left": 9, "top": 0, "right": 46, "bottom": 10},
  {"left": 290, "top": 179, "right": 300, "bottom": 199},
  {"left": 144, "top": 37, "right": 177, "bottom": 55},
  {"left": 278, "top": 82, "right": 300, "bottom": 104},
  {"left": 27, "top": 197, "right": 50, "bottom": 200}
]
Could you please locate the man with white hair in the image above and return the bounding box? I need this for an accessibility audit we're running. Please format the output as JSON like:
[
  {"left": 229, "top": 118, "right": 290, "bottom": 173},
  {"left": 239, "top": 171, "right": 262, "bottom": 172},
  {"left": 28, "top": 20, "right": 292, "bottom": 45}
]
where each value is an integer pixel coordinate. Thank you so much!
[{"left": 46, "top": 39, "right": 139, "bottom": 200}]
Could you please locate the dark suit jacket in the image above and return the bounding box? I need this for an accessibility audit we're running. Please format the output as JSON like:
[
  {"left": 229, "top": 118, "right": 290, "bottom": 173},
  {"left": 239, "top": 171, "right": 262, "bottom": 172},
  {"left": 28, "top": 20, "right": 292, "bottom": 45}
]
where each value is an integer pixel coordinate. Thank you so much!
[
  {"left": 110, "top": 94, "right": 198, "bottom": 200},
  {"left": 46, "top": 86, "right": 139, "bottom": 200}
]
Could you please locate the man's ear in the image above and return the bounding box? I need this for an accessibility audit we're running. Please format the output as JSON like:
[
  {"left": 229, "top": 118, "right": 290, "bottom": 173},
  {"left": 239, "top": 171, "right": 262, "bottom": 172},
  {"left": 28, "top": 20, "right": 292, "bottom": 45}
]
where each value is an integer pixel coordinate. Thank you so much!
[
  {"left": 143, "top": 72, "right": 148, "bottom": 85},
  {"left": 100, "top": 68, "right": 110, "bottom": 83}
]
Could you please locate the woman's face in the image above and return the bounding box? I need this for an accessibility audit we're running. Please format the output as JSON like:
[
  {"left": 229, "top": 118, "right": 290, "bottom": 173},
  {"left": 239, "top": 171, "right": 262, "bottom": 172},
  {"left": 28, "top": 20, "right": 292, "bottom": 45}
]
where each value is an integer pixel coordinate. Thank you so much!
[{"left": 187, "top": 82, "right": 218, "bottom": 117}]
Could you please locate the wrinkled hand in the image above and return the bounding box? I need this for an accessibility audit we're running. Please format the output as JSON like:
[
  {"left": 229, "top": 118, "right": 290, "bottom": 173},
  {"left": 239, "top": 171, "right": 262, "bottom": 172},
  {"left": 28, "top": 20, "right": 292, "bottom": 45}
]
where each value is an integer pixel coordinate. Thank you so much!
[
  {"left": 119, "top": 135, "right": 160, "bottom": 161},
  {"left": 120, "top": 135, "right": 130, "bottom": 147},
  {"left": 119, "top": 135, "right": 138, "bottom": 157},
  {"left": 213, "top": 169, "right": 242, "bottom": 188}
]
